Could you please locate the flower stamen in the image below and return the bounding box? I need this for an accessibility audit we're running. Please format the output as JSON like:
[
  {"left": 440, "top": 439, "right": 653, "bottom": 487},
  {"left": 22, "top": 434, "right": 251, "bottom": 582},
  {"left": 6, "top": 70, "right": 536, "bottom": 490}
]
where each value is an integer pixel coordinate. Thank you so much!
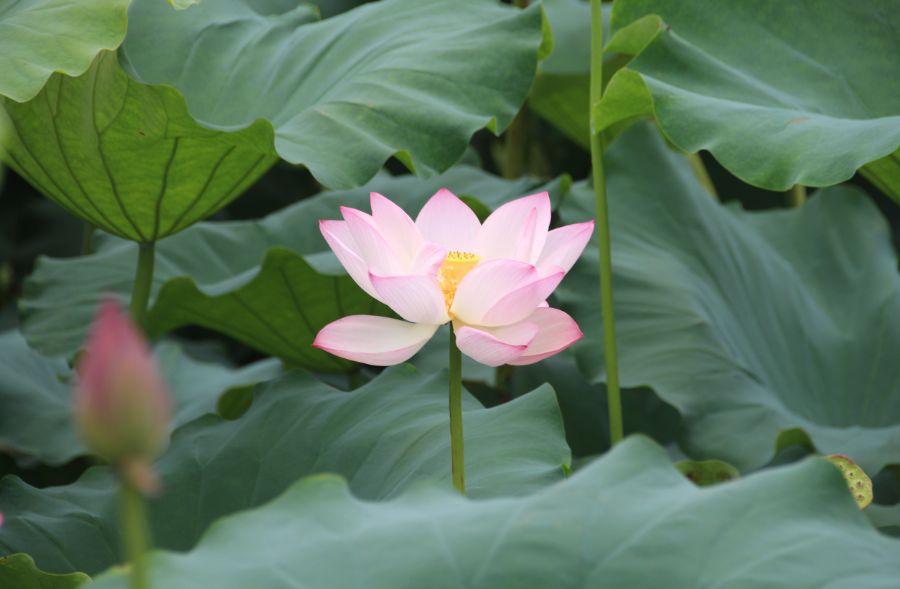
[{"left": 437, "top": 252, "right": 482, "bottom": 317}]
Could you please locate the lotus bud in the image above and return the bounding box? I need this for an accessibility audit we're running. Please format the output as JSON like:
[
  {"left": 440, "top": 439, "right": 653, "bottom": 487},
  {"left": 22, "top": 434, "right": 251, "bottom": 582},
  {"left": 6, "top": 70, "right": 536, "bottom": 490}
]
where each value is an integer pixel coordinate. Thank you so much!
[{"left": 73, "top": 298, "right": 172, "bottom": 490}]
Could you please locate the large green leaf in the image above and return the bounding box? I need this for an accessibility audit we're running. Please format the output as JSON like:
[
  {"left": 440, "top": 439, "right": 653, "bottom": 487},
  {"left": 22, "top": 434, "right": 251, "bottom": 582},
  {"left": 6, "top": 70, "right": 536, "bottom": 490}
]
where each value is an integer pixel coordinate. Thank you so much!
[
  {"left": 0, "top": 0, "right": 130, "bottom": 103},
  {"left": 559, "top": 122, "right": 900, "bottom": 474},
  {"left": 1, "top": 50, "right": 281, "bottom": 242},
  {"left": 18, "top": 166, "right": 553, "bottom": 366},
  {"left": 0, "top": 329, "right": 282, "bottom": 465},
  {"left": 0, "top": 554, "right": 88, "bottom": 589},
  {"left": 0, "top": 365, "right": 569, "bottom": 575},
  {"left": 89, "top": 437, "right": 900, "bottom": 589},
  {"left": 120, "top": 0, "right": 547, "bottom": 190},
  {"left": 2, "top": 0, "right": 548, "bottom": 241},
  {"left": 599, "top": 0, "right": 900, "bottom": 199}
]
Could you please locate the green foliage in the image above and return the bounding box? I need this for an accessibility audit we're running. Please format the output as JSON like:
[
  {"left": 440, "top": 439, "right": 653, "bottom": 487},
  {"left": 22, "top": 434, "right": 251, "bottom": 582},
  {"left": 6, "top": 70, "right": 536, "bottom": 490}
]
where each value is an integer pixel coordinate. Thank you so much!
[
  {"left": 600, "top": 0, "right": 900, "bottom": 199},
  {"left": 86, "top": 437, "right": 900, "bottom": 589},
  {"left": 18, "top": 166, "right": 560, "bottom": 367},
  {"left": 1, "top": 50, "right": 280, "bottom": 242},
  {"left": 0, "top": 554, "right": 88, "bottom": 589},
  {"left": 2, "top": 1, "right": 899, "bottom": 586},
  {"left": 120, "top": 0, "right": 548, "bottom": 190},
  {"left": 0, "top": 329, "right": 281, "bottom": 465},
  {"left": 0, "top": 0, "right": 130, "bottom": 103},
  {"left": 512, "top": 350, "right": 678, "bottom": 458},
  {"left": 867, "top": 503, "right": 900, "bottom": 537},
  {"left": 0, "top": 366, "right": 569, "bottom": 576},
  {"left": 2, "top": 0, "right": 549, "bottom": 242},
  {"left": 529, "top": 0, "right": 635, "bottom": 150},
  {"left": 560, "top": 122, "right": 900, "bottom": 474}
]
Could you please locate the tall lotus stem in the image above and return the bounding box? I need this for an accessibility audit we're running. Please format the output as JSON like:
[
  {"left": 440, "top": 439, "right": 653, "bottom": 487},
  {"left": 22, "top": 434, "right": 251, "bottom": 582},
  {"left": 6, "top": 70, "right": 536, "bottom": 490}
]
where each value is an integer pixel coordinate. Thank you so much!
[
  {"left": 788, "top": 184, "right": 806, "bottom": 208},
  {"left": 119, "top": 481, "right": 151, "bottom": 589},
  {"left": 449, "top": 324, "right": 465, "bottom": 495},
  {"left": 590, "top": 0, "right": 624, "bottom": 445},
  {"left": 81, "top": 223, "right": 96, "bottom": 256},
  {"left": 129, "top": 243, "right": 155, "bottom": 327}
]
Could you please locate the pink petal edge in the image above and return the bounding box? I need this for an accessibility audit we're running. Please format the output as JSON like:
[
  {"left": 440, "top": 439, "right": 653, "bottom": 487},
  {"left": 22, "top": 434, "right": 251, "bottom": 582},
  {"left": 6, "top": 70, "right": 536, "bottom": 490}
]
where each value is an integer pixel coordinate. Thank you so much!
[
  {"left": 507, "top": 308, "right": 583, "bottom": 365},
  {"left": 453, "top": 321, "right": 538, "bottom": 367},
  {"left": 313, "top": 315, "right": 439, "bottom": 366}
]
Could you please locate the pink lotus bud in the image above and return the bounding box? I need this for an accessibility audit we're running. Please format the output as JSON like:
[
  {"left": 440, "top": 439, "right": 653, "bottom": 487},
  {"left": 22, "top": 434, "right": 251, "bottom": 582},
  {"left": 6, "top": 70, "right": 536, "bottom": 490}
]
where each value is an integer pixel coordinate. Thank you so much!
[
  {"left": 0, "top": 511, "right": 4, "bottom": 528},
  {"left": 73, "top": 298, "right": 172, "bottom": 467}
]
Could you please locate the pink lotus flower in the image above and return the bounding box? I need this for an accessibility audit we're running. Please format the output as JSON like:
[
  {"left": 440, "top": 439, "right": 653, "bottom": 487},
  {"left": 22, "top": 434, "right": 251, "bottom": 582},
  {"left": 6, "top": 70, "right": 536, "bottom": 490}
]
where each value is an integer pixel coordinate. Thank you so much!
[
  {"left": 74, "top": 298, "right": 172, "bottom": 465},
  {"left": 313, "top": 190, "right": 593, "bottom": 367}
]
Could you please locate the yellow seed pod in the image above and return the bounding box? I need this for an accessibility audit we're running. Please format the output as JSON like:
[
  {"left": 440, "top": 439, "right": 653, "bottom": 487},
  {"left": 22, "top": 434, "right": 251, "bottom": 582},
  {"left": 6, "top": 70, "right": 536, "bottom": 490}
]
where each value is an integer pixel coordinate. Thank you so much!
[{"left": 824, "top": 455, "right": 872, "bottom": 510}]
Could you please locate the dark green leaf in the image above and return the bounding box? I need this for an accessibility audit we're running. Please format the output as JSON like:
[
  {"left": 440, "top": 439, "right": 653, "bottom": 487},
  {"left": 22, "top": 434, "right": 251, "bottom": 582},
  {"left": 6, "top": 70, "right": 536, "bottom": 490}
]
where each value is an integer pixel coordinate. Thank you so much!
[
  {"left": 561, "top": 122, "right": 900, "bottom": 474},
  {"left": 866, "top": 503, "right": 900, "bottom": 537},
  {"left": 0, "top": 554, "right": 88, "bottom": 589},
  {"left": 0, "top": 366, "right": 569, "bottom": 575},
  {"left": 675, "top": 460, "right": 740, "bottom": 486},
  {"left": 89, "top": 437, "right": 900, "bottom": 589},
  {"left": 511, "top": 349, "right": 678, "bottom": 458}
]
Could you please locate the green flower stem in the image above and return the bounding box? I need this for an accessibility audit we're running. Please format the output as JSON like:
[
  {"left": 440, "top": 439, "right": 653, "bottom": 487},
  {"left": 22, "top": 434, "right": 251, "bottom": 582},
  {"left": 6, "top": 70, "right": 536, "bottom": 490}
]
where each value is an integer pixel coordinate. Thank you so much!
[
  {"left": 348, "top": 368, "right": 362, "bottom": 391},
  {"left": 81, "top": 223, "right": 96, "bottom": 256},
  {"left": 118, "top": 482, "right": 151, "bottom": 589},
  {"left": 686, "top": 152, "right": 719, "bottom": 201},
  {"left": 129, "top": 242, "right": 155, "bottom": 328},
  {"left": 590, "top": 0, "right": 624, "bottom": 446},
  {"left": 449, "top": 324, "right": 466, "bottom": 495},
  {"left": 503, "top": 105, "right": 528, "bottom": 179},
  {"left": 788, "top": 184, "right": 806, "bottom": 208}
]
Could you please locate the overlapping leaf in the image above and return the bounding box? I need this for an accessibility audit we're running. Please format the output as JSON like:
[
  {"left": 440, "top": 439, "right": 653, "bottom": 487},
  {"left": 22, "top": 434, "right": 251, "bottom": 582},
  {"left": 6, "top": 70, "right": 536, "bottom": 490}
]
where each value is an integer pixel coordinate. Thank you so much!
[
  {"left": 599, "top": 0, "right": 900, "bottom": 199},
  {"left": 0, "top": 0, "right": 130, "bottom": 103},
  {"left": 119, "top": 0, "right": 548, "bottom": 191},
  {"left": 512, "top": 349, "right": 678, "bottom": 458},
  {"left": 0, "top": 329, "right": 282, "bottom": 465},
  {"left": 19, "top": 166, "right": 560, "bottom": 369},
  {"left": 0, "top": 365, "right": 569, "bottom": 575},
  {"left": 2, "top": 0, "right": 548, "bottom": 241},
  {"left": 1, "top": 50, "right": 281, "bottom": 242},
  {"left": 529, "top": 0, "right": 637, "bottom": 150},
  {"left": 560, "top": 122, "right": 900, "bottom": 474},
  {"left": 89, "top": 437, "right": 900, "bottom": 589}
]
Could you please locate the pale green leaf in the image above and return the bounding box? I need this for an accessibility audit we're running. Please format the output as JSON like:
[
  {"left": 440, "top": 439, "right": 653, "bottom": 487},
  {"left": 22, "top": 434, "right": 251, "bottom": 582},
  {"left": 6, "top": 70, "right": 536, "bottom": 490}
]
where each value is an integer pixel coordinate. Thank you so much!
[{"left": 0, "top": 366, "right": 569, "bottom": 576}]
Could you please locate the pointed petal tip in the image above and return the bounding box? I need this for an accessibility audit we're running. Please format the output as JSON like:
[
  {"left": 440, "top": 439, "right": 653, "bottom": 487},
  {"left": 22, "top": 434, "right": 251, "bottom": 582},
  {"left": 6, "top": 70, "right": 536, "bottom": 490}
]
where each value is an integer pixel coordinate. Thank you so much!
[{"left": 433, "top": 188, "right": 458, "bottom": 199}]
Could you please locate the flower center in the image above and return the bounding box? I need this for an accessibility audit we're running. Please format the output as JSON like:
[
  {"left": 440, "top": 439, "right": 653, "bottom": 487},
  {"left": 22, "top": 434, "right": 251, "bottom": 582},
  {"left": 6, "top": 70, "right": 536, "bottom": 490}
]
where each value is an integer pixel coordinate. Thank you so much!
[{"left": 437, "top": 251, "right": 482, "bottom": 316}]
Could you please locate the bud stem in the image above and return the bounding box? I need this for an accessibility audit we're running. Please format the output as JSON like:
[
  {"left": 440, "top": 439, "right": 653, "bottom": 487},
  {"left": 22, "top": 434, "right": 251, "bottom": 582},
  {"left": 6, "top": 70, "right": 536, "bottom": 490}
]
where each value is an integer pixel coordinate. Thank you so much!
[
  {"left": 590, "top": 0, "right": 624, "bottom": 446},
  {"left": 118, "top": 481, "right": 152, "bottom": 589},
  {"left": 129, "top": 242, "right": 156, "bottom": 328},
  {"left": 449, "top": 324, "right": 465, "bottom": 495}
]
